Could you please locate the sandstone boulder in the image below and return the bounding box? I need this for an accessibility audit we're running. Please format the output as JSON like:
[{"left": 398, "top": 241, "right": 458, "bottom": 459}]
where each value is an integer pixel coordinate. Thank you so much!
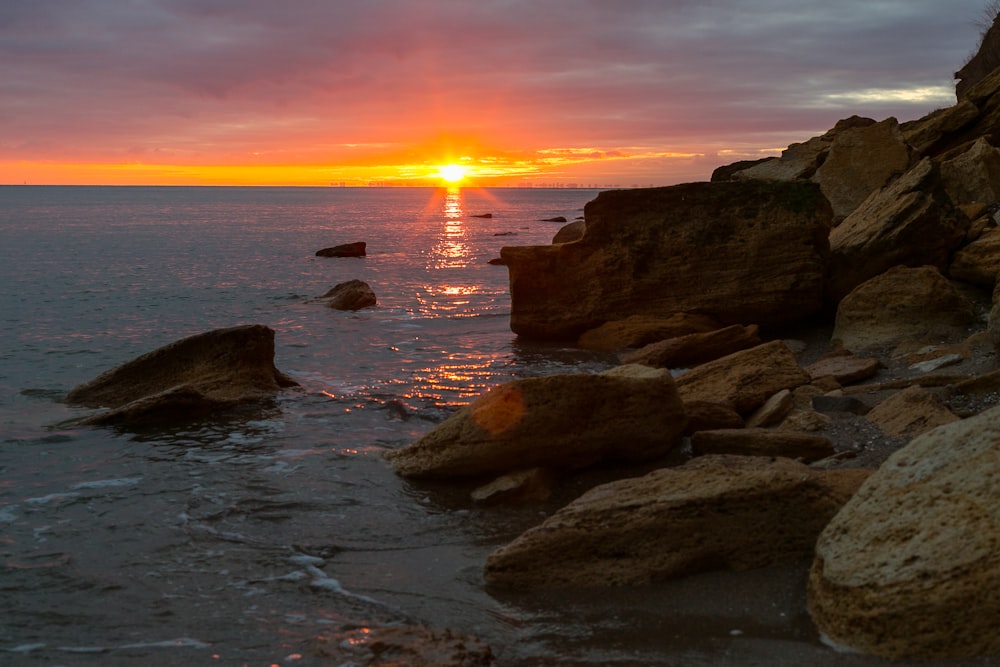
[
  {"left": 864, "top": 385, "right": 960, "bottom": 438},
  {"left": 831, "top": 265, "right": 976, "bottom": 352},
  {"left": 745, "top": 388, "right": 794, "bottom": 427},
  {"left": 950, "top": 226, "right": 1000, "bottom": 287},
  {"left": 827, "top": 158, "right": 968, "bottom": 301},
  {"left": 576, "top": 313, "right": 722, "bottom": 351},
  {"left": 812, "top": 117, "right": 912, "bottom": 222},
  {"left": 939, "top": 137, "right": 1000, "bottom": 207},
  {"left": 65, "top": 324, "right": 299, "bottom": 426},
  {"left": 315, "top": 241, "right": 366, "bottom": 257},
  {"left": 674, "top": 340, "right": 811, "bottom": 416},
  {"left": 808, "top": 404, "right": 1000, "bottom": 659},
  {"left": 620, "top": 324, "right": 761, "bottom": 369},
  {"left": 319, "top": 279, "right": 377, "bottom": 310},
  {"left": 690, "top": 428, "right": 834, "bottom": 462},
  {"left": 484, "top": 455, "right": 869, "bottom": 589},
  {"left": 384, "top": 364, "right": 686, "bottom": 479},
  {"left": 501, "top": 181, "right": 831, "bottom": 340},
  {"left": 899, "top": 100, "right": 981, "bottom": 156},
  {"left": 681, "top": 400, "right": 745, "bottom": 435}
]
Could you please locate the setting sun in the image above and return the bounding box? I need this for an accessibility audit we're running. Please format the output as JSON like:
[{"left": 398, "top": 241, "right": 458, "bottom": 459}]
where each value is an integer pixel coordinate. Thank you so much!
[{"left": 436, "top": 164, "right": 467, "bottom": 184}]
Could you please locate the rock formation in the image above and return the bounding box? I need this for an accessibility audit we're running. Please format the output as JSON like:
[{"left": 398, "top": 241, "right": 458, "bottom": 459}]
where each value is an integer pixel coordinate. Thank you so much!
[
  {"left": 65, "top": 324, "right": 298, "bottom": 426},
  {"left": 317, "top": 279, "right": 377, "bottom": 310}
]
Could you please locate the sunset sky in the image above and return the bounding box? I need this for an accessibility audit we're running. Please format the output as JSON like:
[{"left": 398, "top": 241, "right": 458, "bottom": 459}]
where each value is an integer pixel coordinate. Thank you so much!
[{"left": 1, "top": 1, "right": 993, "bottom": 187}]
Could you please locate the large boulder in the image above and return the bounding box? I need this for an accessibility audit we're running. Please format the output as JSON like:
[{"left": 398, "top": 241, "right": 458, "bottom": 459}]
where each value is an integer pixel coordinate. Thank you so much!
[
  {"left": 384, "top": 364, "right": 687, "bottom": 479},
  {"left": 808, "top": 405, "right": 1000, "bottom": 659},
  {"left": 865, "top": 385, "right": 960, "bottom": 438},
  {"left": 831, "top": 265, "right": 976, "bottom": 353},
  {"left": 501, "top": 181, "right": 831, "bottom": 340},
  {"left": 811, "top": 117, "right": 913, "bottom": 222},
  {"left": 483, "top": 455, "right": 869, "bottom": 589},
  {"left": 674, "top": 340, "right": 811, "bottom": 416},
  {"left": 939, "top": 137, "right": 1000, "bottom": 207},
  {"left": 65, "top": 324, "right": 299, "bottom": 426},
  {"left": 318, "top": 279, "right": 377, "bottom": 310},
  {"left": 827, "top": 158, "right": 969, "bottom": 302}
]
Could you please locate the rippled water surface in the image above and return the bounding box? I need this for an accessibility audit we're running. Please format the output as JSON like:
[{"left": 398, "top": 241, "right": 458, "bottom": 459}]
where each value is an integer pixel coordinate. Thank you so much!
[{"left": 1, "top": 186, "right": 991, "bottom": 667}]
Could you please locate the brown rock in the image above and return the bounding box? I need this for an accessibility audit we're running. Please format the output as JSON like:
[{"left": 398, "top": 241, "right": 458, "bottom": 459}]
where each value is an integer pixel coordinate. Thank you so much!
[
  {"left": 552, "top": 219, "right": 586, "bottom": 244},
  {"left": 674, "top": 340, "right": 811, "bottom": 416},
  {"left": 832, "top": 265, "right": 977, "bottom": 353},
  {"left": 950, "top": 227, "right": 1000, "bottom": 288},
  {"left": 620, "top": 324, "right": 761, "bottom": 369},
  {"left": 939, "top": 137, "right": 1000, "bottom": 207},
  {"left": 900, "top": 100, "right": 981, "bottom": 156},
  {"left": 865, "top": 385, "right": 960, "bottom": 438},
  {"left": 691, "top": 428, "right": 834, "bottom": 462},
  {"left": 827, "top": 158, "right": 968, "bottom": 302},
  {"left": 808, "top": 404, "right": 1000, "bottom": 659},
  {"left": 805, "top": 354, "right": 881, "bottom": 385},
  {"left": 956, "top": 15, "right": 1000, "bottom": 99},
  {"left": 319, "top": 279, "right": 377, "bottom": 310},
  {"left": 65, "top": 324, "right": 299, "bottom": 426},
  {"left": 384, "top": 365, "right": 687, "bottom": 479},
  {"left": 577, "top": 313, "right": 722, "bottom": 351},
  {"left": 681, "top": 400, "right": 745, "bottom": 435},
  {"left": 483, "top": 455, "right": 870, "bottom": 589},
  {"left": 745, "top": 388, "right": 794, "bottom": 427},
  {"left": 812, "top": 117, "right": 913, "bottom": 222},
  {"left": 315, "top": 241, "right": 366, "bottom": 257},
  {"left": 501, "top": 181, "right": 831, "bottom": 340}
]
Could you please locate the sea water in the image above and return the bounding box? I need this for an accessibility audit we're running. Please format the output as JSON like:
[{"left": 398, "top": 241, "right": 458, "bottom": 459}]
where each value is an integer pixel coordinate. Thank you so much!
[{"left": 0, "top": 186, "right": 989, "bottom": 666}]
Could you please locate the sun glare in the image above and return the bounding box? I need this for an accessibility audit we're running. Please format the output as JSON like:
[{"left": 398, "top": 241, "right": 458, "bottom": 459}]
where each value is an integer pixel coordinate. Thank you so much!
[{"left": 437, "top": 164, "right": 467, "bottom": 184}]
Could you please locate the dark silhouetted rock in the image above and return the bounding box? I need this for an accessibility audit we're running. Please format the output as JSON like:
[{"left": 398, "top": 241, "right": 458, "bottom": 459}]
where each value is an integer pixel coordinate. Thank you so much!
[
  {"left": 315, "top": 241, "right": 366, "bottom": 257},
  {"left": 552, "top": 219, "right": 586, "bottom": 243},
  {"left": 540, "top": 216, "right": 567, "bottom": 222},
  {"left": 65, "top": 324, "right": 298, "bottom": 426}
]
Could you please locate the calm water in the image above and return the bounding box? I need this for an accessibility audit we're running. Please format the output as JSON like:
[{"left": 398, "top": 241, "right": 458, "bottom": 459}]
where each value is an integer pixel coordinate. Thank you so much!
[{"left": 0, "top": 186, "right": 986, "bottom": 666}]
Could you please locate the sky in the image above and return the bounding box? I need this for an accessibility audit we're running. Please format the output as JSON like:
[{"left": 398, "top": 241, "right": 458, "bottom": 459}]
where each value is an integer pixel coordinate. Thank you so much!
[{"left": 0, "top": 0, "right": 995, "bottom": 187}]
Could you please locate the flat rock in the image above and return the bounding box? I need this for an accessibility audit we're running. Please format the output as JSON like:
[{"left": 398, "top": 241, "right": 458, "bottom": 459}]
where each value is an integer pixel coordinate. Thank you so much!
[
  {"left": 502, "top": 181, "right": 831, "bottom": 340},
  {"left": 681, "top": 400, "right": 745, "bottom": 435},
  {"left": 805, "top": 354, "right": 881, "bottom": 385},
  {"left": 484, "top": 455, "right": 870, "bottom": 589},
  {"left": 65, "top": 324, "right": 298, "bottom": 426},
  {"left": 691, "top": 428, "right": 834, "bottom": 462},
  {"left": 384, "top": 364, "right": 687, "bottom": 479},
  {"left": 808, "top": 404, "right": 1000, "bottom": 659},
  {"left": 577, "top": 313, "right": 722, "bottom": 351},
  {"left": 620, "top": 324, "right": 761, "bottom": 369},
  {"left": 315, "top": 241, "right": 366, "bottom": 257},
  {"left": 674, "top": 340, "right": 811, "bottom": 416}
]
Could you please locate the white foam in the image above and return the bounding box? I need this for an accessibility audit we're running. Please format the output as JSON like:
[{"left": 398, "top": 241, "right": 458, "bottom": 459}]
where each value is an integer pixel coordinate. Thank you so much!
[
  {"left": 305, "top": 565, "right": 381, "bottom": 605},
  {"left": 25, "top": 492, "right": 80, "bottom": 505},
  {"left": 119, "top": 637, "right": 210, "bottom": 650},
  {"left": 71, "top": 477, "right": 142, "bottom": 490},
  {"left": 0, "top": 504, "right": 19, "bottom": 523},
  {"left": 289, "top": 553, "right": 326, "bottom": 567},
  {"left": 5, "top": 643, "right": 46, "bottom": 653}
]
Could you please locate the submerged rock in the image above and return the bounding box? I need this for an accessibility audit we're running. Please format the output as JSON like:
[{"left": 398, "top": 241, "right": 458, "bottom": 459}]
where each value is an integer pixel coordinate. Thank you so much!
[
  {"left": 483, "top": 455, "right": 869, "bottom": 589},
  {"left": 315, "top": 241, "right": 367, "bottom": 257},
  {"left": 384, "top": 364, "right": 686, "bottom": 479},
  {"left": 808, "top": 404, "right": 1000, "bottom": 659},
  {"left": 65, "top": 324, "right": 298, "bottom": 426}
]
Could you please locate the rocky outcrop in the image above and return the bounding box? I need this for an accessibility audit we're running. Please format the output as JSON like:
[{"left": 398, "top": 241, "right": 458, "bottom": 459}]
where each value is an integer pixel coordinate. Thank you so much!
[
  {"left": 808, "top": 405, "right": 1000, "bottom": 659},
  {"left": 827, "top": 158, "right": 969, "bottom": 301},
  {"left": 318, "top": 279, "right": 377, "bottom": 310},
  {"left": 484, "top": 455, "right": 869, "bottom": 589},
  {"left": 384, "top": 364, "right": 686, "bottom": 479},
  {"left": 674, "top": 340, "right": 811, "bottom": 416},
  {"left": 831, "top": 265, "right": 976, "bottom": 353},
  {"left": 811, "top": 117, "right": 912, "bottom": 222},
  {"left": 501, "top": 181, "right": 831, "bottom": 340},
  {"left": 65, "top": 324, "right": 298, "bottom": 426},
  {"left": 315, "top": 241, "right": 366, "bottom": 257},
  {"left": 620, "top": 324, "right": 761, "bottom": 369},
  {"left": 956, "top": 14, "right": 1000, "bottom": 99}
]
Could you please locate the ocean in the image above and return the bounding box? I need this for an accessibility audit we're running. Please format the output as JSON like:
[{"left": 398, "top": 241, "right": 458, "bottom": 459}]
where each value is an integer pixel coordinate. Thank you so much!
[{"left": 0, "top": 186, "right": 982, "bottom": 667}]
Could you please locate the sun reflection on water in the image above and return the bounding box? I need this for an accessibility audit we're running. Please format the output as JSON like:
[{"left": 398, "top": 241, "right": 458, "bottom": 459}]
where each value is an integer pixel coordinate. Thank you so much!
[{"left": 431, "top": 187, "right": 469, "bottom": 270}]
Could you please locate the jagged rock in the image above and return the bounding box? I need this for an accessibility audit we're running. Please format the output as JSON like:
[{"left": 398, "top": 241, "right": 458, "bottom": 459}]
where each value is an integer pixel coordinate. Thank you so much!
[
  {"left": 865, "top": 385, "right": 960, "bottom": 438},
  {"left": 710, "top": 157, "right": 775, "bottom": 181},
  {"left": 939, "top": 137, "right": 1000, "bottom": 207},
  {"left": 832, "top": 265, "right": 976, "bottom": 352},
  {"left": 552, "top": 219, "right": 586, "bottom": 243},
  {"left": 900, "top": 101, "right": 981, "bottom": 156},
  {"left": 315, "top": 241, "right": 366, "bottom": 257},
  {"left": 501, "top": 181, "right": 831, "bottom": 340},
  {"left": 805, "top": 354, "right": 882, "bottom": 385},
  {"left": 731, "top": 135, "right": 835, "bottom": 182},
  {"left": 950, "top": 226, "right": 1000, "bottom": 287},
  {"left": 808, "top": 404, "right": 1000, "bottom": 659},
  {"left": 620, "top": 324, "right": 761, "bottom": 369},
  {"left": 384, "top": 364, "right": 686, "bottom": 479},
  {"left": 577, "top": 313, "right": 722, "bottom": 351},
  {"left": 827, "top": 158, "right": 968, "bottom": 302},
  {"left": 65, "top": 325, "right": 298, "bottom": 426},
  {"left": 812, "top": 117, "right": 913, "bottom": 222},
  {"left": 956, "top": 14, "right": 1000, "bottom": 99},
  {"left": 690, "top": 428, "right": 834, "bottom": 462},
  {"left": 483, "top": 455, "right": 869, "bottom": 589},
  {"left": 681, "top": 400, "right": 745, "bottom": 435},
  {"left": 745, "top": 388, "right": 794, "bottom": 427},
  {"left": 319, "top": 279, "right": 377, "bottom": 310},
  {"left": 674, "top": 340, "right": 811, "bottom": 416}
]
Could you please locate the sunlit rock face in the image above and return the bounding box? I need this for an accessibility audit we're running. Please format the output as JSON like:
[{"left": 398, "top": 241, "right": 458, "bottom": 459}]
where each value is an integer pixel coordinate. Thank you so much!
[
  {"left": 500, "top": 181, "right": 831, "bottom": 341},
  {"left": 808, "top": 405, "right": 1000, "bottom": 659},
  {"left": 483, "top": 455, "right": 869, "bottom": 589},
  {"left": 384, "top": 364, "right": 686, "bottom": 479},
  {"left": 65, "top": 324, "right": 299, "bottom": 426}
]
